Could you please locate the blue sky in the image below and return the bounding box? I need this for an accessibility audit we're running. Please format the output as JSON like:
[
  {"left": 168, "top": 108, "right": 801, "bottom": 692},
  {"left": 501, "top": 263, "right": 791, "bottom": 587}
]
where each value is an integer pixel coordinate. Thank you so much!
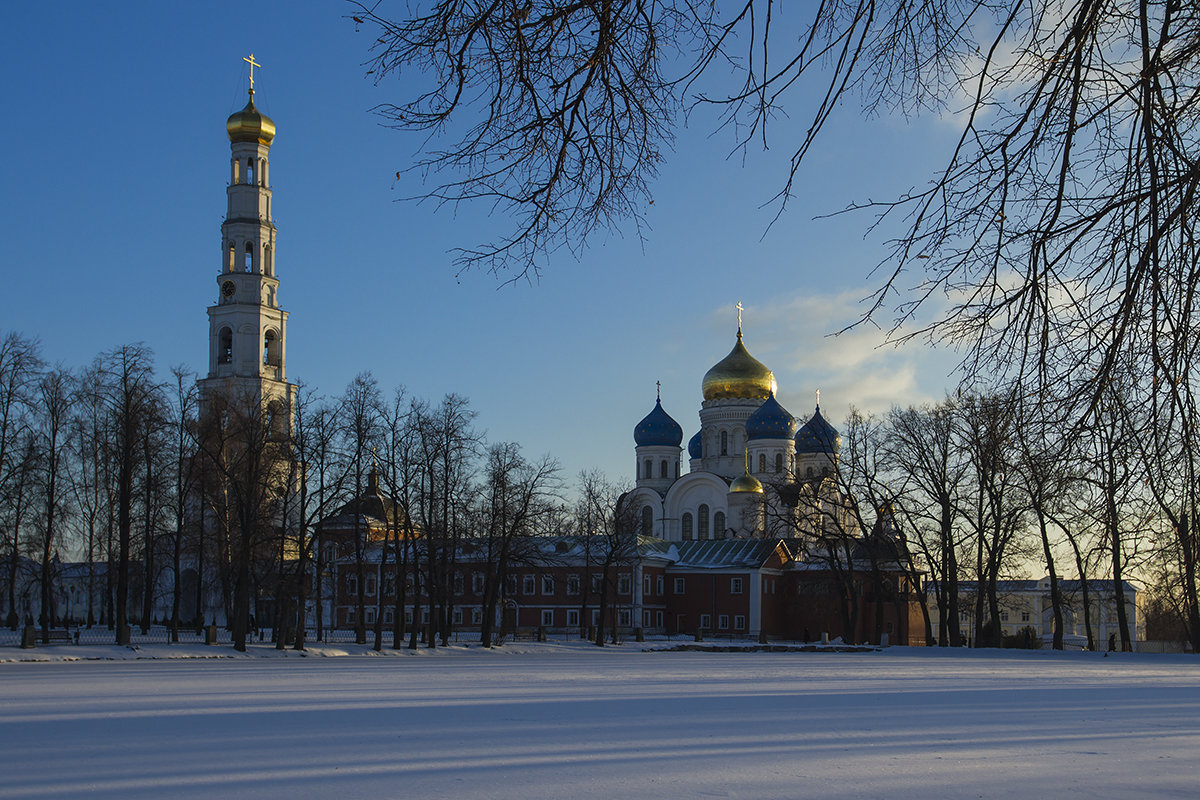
[{"left": 0, "top": 1, "right": 963, "bottom": 488}]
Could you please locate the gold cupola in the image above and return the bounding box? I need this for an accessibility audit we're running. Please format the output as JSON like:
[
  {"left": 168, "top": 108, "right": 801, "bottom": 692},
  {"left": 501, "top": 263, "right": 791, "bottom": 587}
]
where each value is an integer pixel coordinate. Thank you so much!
[
  {"left": 701, "top": 328, "right": 777, "bottom": 401},
  {"left": 729, "top": 469, "right": 764, "bottom": 494},
  {"left": 227, "top": 90, "right": 276, "bottom": 145}
]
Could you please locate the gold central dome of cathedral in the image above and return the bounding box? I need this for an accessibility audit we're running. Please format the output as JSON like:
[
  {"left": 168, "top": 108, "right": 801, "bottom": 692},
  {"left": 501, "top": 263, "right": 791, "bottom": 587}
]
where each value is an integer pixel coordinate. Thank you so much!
[
  {"left": 227, "top": 90, "right": 276, "bottom": 145},
  {"left": 701, "top": 330, "right": 777, "bottom": 401}
]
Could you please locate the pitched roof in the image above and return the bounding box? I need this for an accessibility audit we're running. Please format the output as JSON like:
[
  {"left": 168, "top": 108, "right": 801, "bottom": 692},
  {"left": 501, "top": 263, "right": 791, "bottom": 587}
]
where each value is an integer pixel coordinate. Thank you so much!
[{"left": 640, "top": 538, "right": 783, "bottom": 569}]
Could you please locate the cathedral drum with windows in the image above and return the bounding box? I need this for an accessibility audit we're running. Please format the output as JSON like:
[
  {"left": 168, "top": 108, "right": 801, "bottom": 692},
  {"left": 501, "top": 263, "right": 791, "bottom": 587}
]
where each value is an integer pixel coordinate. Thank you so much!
[{"left": 627, "top": 316, "right": 843, "bottom": 542}]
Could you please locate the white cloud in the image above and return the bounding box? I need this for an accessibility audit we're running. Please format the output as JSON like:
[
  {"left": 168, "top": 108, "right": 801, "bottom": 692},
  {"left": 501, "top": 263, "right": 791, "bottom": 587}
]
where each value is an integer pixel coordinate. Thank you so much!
[{"left": 720, "top": 291, "right": 958, "bottom": 421}]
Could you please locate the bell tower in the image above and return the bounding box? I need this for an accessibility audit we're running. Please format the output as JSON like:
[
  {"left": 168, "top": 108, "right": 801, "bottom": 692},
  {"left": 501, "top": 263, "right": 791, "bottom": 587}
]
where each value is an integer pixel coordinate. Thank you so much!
[{"left": 198, "top": 55, "right": 294, "bottom": 424}]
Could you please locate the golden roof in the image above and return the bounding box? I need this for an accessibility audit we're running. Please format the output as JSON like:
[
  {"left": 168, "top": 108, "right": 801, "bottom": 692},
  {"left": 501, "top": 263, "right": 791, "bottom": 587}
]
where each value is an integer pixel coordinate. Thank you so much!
[
  {"left": 227, "top": 90, "right": 276, "bottom": 145},
  {"left": 701, "top": 330, "right": 777, "bottom": 401},
  {"left": 729, "top": 469, "right": 764, "bottom": 494}
]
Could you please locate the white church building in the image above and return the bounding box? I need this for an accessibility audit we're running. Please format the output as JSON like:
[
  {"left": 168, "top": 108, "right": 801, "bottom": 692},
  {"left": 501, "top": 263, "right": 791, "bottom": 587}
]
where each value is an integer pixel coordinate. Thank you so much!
[{"left": 626, "top": 316, "right": 845, "bottom": 542}]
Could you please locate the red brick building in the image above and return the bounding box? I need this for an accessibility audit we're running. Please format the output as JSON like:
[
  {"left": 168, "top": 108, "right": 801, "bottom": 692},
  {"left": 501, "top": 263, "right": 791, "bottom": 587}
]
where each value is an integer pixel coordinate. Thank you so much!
[{"left": 321, "top": 530, "right": 924, "bottom": 645}]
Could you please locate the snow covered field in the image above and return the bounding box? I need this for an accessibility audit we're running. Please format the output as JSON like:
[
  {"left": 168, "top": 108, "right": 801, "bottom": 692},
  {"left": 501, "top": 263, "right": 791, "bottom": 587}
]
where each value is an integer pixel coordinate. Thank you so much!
[{"left": 1, "top": 644, "right": 1197, "bottom": 799}]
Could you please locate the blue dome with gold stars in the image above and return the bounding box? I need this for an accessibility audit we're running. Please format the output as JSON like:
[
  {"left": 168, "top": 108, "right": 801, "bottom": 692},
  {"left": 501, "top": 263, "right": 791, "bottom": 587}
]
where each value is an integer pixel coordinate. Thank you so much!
[
  {"left": 795, "top": 405, "right": 841, "bottom": 454},
  {"left": 634, "top": 399, "right": 683, "bottom": 447},
  {"left": 688, "top": 430, "right": 702, "bottom": 459},
  {"left": 745, "top": 393, "right": 797, "bottom": 441}
]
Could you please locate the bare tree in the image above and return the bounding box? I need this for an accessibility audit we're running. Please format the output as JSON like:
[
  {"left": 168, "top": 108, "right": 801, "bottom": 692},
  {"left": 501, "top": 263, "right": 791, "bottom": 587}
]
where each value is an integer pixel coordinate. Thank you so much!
[
  {"left": 290, "top": 384, "right": 349, "bottom": 650},
  {"left": 478, "top": 443, "right": 561, "bottom": 647},
  {"left": 954, "top": 393, "right": 1029, "bottom": 648},
  {"left": 377, "top": 387, "right": 418, "bottom": 650},
  {"left": 0, "top": 332, "right": 42, "bottom": 628},
  {"left": 165, "top": 367, "right": 197, "bottom": 642},
  {"left": 337, "top": 373, "right": 383, "bottom": 645},
  {"left": 356, "top": 6, "right": 1200, "bottom": 515},
  {"left": 577, "top": 471, "right": 636, "bottom": 647},
  {"left": 101, "top": 344, "right": 159, "bottom": 645},
  {"left": 411, "top": 394, "right": 480, "bottom": 647},
  {"left": 33, "top": 367, "right": 74, "bottom": 640},
  {"left": 1010, "top": 395, "right": 1077, "bottom": 650},
  {"left": 196, "top": 387, "right": 291, "bottom": 652},
  {"left": 886, "top": 400, "right": 967, "bottom": 646}
]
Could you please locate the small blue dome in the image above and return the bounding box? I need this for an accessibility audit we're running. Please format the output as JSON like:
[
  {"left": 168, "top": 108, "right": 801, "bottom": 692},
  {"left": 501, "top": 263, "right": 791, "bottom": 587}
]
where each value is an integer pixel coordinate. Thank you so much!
[
  {"left": 795, "top": 405, "right": 841, "bottom": 454},
  {"left": 688, "top": 430, "right": 702, "bottom": 459},
  {"left": 634, "top": 399, "right": 683, "bottom": 447},
  {"left": 745, "top": 393, "right": 797, "bottom": 441}
]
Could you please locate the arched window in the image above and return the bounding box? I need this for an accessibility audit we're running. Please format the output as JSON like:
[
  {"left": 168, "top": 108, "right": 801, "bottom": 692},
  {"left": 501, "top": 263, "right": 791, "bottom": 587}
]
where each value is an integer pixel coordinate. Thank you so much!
[
  {"left": 263, "top": 245, "right": 273, "bottom": 277},
  {"left": 660, "top": 459, "right": 668, "bottom": 479},
  {"left": 246, "top": 158, "right": 255, "bottom": 185},
  {"left": 714, "top": 511, "right": 725, "bottom": 537},
  {"left": 776, "top": 453, "right": 784, "bottom": 473},
  {"left": 698, "top": 505, "right": 709, "bottom": 539},
  {"left": 218, "top": 328, "right": 233, "bottom": 364},
  {"left": 720, "top": 431, "right": 728, "bottom": 456},
  {"left": 641, "top": 506, "right": 653, "bottom": 536},
  {"left": 758, "top": 453, "right": 766, "bottom": 473},
  {"left": 244, "top": 242, "right": 254, "bottom": 272},
  {"left": 644, "top": 459, "right": 652, "bottom": 480},
  {"left": 263, "top": 330, "right": 280, "bottom": 366},
  {"left": 806, "top": 466, "right": 814, "bottom": 478},
  {"left": 226, "top": 242, "right": 236, "bottom": 272},
  {"left": 682, "top": 513, "right": 693, "bottom": 540}
]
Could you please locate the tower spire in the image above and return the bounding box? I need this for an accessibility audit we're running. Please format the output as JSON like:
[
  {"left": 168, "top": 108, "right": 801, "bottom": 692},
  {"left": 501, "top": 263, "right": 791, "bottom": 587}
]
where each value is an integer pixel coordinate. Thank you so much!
[{"left": 736, "top": 301, "right": 744, "bottom": 338}]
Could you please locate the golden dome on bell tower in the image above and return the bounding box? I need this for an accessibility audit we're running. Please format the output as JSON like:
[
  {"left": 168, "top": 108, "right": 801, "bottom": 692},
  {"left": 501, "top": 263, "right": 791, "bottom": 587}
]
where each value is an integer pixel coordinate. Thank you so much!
[
  {"left": 227, "top": 90, "right": 276, "bottom": 145},
  {"left": 226, "top": 54, "right": 274, "bottom": 145}
]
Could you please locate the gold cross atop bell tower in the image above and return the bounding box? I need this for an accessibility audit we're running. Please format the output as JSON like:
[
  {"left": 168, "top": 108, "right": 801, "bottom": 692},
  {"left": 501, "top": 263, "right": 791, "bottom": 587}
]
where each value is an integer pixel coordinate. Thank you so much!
[{"left": 243, "top": 53, "right": 262, "bottom": 89}]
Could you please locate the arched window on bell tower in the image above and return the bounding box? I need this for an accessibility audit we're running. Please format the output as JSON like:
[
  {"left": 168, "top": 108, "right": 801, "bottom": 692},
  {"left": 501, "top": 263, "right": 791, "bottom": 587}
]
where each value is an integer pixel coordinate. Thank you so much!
[
  {"left": 218, "top": 328, "right": 233, "bottom": 364},
  {"left": 226, "top": 242, "right": 236, "bottom": 273},
  {"left": 244, "top": 242, "right": 254, "bottom": 272},
  {"left": 263, "top": 330, "right": 280, "bottom": 366},
  {"left": 263, "top": 245, "right": 273, "bottom": 277},
  {"left": 246, "top": 158, "right": 255, "bottom": 185}
]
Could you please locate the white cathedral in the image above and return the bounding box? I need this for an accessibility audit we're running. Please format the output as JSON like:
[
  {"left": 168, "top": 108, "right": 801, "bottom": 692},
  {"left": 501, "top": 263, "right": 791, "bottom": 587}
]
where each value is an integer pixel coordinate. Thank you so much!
[{"left": 627, "top": 320, "right": 846, "bottom": 541}]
